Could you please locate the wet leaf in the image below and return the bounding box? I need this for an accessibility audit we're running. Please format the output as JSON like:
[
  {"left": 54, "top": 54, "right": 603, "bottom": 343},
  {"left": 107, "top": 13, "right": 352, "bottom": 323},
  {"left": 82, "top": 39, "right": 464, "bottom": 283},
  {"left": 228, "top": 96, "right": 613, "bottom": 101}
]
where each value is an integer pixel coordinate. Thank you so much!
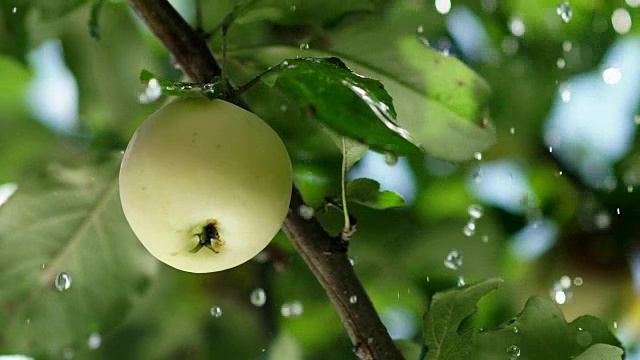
[
  {"left": 575, "top": 344, "right": 624, "bottom": 360},
  {"left": 257, "top": 57, "right": 420, "bottom": 156},
  {"left": 346, "top": 178, "right": 405, "bottom": 210},
  {"left": 423, "top": 278, "right": 502, "bottom": 360},
  {"left": 0, "top": 155, "right": 158, "bottom": 358},
  {"left": 473, "top": 297, "right": 623, "bottom": 359}
]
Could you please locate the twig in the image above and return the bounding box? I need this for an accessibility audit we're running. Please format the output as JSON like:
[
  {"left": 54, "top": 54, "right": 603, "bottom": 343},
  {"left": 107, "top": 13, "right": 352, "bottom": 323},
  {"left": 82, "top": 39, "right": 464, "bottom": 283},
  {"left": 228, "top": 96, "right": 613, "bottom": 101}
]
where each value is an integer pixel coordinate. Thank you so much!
[{"left": 126, "top": 1, "right": 403, "bottom": 358}]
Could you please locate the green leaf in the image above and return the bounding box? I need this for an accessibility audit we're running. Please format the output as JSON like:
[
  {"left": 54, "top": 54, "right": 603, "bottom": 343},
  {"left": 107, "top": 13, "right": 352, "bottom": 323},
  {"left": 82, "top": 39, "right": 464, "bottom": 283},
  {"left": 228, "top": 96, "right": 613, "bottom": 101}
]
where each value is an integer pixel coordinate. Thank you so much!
[
  {"left": 345, "top": 178, "right": 405, "bottom": 210},
  {"left": 324, "top": 130, "right": 369, "bottom": 170},
  {"left": 473, "top": 297, "right": 623, "bottom": 360},
  {"left": 423, "top": 278, "right": 503, "bottom": 360},
  {"left": 395, "top": 340, "right": 423, "bottom": 360},
  {"left": 575, "top": 344, "right": 624, "bottom": 360},
  {"left": 0, "top": 155, "right": 158, "bottom": 358},
  {"left": 256, "top": 57, "right": 421, "bottom": 156},
  {"left": 227, "top": 15, "right": 495, "bottom": 161}
]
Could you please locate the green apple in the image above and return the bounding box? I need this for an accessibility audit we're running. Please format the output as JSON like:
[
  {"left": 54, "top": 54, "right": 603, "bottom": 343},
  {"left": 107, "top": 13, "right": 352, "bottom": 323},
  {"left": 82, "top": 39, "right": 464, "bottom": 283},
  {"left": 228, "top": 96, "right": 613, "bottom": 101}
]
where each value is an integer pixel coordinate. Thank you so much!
[{"left": 119, "top": 97, "right": 292, "bottom": 273}]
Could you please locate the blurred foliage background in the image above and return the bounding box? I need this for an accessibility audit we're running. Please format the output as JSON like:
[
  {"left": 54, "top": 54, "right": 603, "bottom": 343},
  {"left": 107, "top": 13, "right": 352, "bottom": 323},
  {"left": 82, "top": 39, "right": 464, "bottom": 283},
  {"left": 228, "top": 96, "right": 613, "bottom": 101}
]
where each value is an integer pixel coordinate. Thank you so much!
[{"left": 1, "top": 0, "right": 640, "bottom": 359}]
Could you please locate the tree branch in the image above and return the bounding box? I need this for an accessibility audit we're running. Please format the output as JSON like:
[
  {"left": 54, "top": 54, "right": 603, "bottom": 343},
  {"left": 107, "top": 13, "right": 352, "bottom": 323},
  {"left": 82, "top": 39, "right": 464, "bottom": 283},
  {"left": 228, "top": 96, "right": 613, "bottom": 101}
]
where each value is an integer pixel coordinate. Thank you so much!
[{"left": 126, "top": 1, "right": 402, "bottom": 358}]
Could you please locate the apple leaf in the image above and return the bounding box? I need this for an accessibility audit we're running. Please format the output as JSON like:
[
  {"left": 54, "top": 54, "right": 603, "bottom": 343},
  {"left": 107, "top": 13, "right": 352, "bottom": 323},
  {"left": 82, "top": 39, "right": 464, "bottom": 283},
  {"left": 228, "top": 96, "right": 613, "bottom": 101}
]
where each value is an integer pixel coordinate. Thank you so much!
[
  {"left": 346, "top": 178, "right": 405, "bottom": 210},
  {"left": 255, "top": 57, "right": 420, "bottom": 156},
  {"left": 423, "top": 278, "right": 503, "bottom": 360},
  {"left": 395, "top": 340, "right": 423, "bottom": 360},
  {"left": 473, "top": 297, "right": 623, "bottom": 359},
  {"left": 575, "top": 344, "right": 624, "bottom": 360},
  {"left": 0, "top": 155, "right": 158, "bottom": 359}
]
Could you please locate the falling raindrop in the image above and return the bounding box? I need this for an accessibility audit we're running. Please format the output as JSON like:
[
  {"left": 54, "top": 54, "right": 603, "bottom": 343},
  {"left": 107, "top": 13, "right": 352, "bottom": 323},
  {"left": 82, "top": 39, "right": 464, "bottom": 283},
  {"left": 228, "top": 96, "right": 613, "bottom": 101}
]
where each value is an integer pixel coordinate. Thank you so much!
[
  {"left": 417, "top": 25, "right": 425, "bottom": 34},
  {"left": 385, "top": 152, "right": 398, "bottom": 165},
  {"left": 507, "top": 344, "right": 521, "bottom": 359},
  {"left": 611, "top": 8, "right": 632, "bottom": 34},
  {"left": 557, "top": 58, "right": 566, "bottom": 69},
  {"left": 510, "top": 127, "right": 515, "bottom": 135},
  {"left": 210, "top": 305, "right": 223, "bottom": 318},
  {"left": 281, "top": 301, "right": 304, "bottom": 317},
  {"left": 349, "top": 257, "right": 356, "bottom": 266},
  {"left": 628, "top": 185, "right": 634, "bottom": 193},
  {"left": 513, "top": 326, "right": 519, "bottom": 334},
  {"left": 463, "top": 220, "right": 476, "bottom": 237},
  {"left": 559, "top": 83, "right": 571, "bottom": 102},
  {"left": 63, "top": 348, "right": 75, "bottom": 359},
  {"left": 444, "top": 249, "right": 463, "bottom": 270},
  {"left": 434, "top": 0, "right": 452, "bottom": 15},
  {"left": 474, "top": 152, "right": 482, "bottom": 161},
  {"left": 349, "top": 295, "right": 358, "bottom": 304},
  {"left": 562, "top": 40, "right": 573, "bottom": 52},
  {"left": 87, "top": 333, "right": 102, "bottom": 350},
  {"left": 613, "top": 321, "right": 618, "bottom": 329},
  {"left": 457, "top": 276, "right": 466, "bottom": 287},
  {"left": 298, "top": 204, "right": 315, "bottom": 220},
  {"left": 468, "top": 204, "right": 484, "bottom": 219},
  {"left": 299, "top": 43, "right": 309, "bottom": 50},
  {"left": 250, "top": 288, "right": 267, "bottom": 307},
  {"left": 550, "top": 277, "right": 573, "bottom": 304},
  {"left": 12, "top": 7, "right": 17, "bottom": 14},
  {"left": 602, "top": 67, "right": 622, "bottom": 84},
  {"left": 556, "top": 2, "right": 572, "bottom": 23},
  {"left": 55, "top": 272, "right": 72, "bottom": 291},
  {"left": 508, "top": 17, "right": 526, "bottom": 37}
]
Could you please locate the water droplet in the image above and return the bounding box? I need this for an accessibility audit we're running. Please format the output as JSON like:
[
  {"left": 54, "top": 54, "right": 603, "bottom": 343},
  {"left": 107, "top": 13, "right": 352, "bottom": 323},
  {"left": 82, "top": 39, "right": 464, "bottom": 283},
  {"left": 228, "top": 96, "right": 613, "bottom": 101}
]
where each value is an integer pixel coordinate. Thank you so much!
[
  {"left": 349, "top": 257, "right": 356, "bottom": 266},
  {"left": 468, "top": 204, "right": 484, "bottom": 219},
  {"left": 473, "top": 152, "right": 482, "bottom": 161},
  {"left": 281, "top": 301, "right": 304, "bottom": 317},
  {"left": 507, "top": 344, "right": 521, "bottom": 359},
  {"left": 473, "top": 171, "right": 482, "bottom": 183},
  {"left": 63, "top": 347, "right": 75, "bottom": 359},
  {"left": 556, "top": 2, "right": 572, "bottom": 23},
  {"left": 616, "top": 208, "right": 621, "bottom": 215},
  {"left": 613, "top": 321, "right": 618, "bottom": 329},
  {"left": 12, "top": 7, "right": 17, "bottom": 14},
  {"left": 279, "top": 104, "right": 288, "bottom": 111},
  {"left": 573, "top": 277, "right": 583, "bottom": 286},
  {"left": 557, "top": 57, "right": 566, "bottom": 69},
  {"left": 299, "top": 43, "right": 309, "bottom": 50},
  {"left": 550, "top": 277, "right": 573, "bottom": 304},
  {"left": 562, "top": 40, "right": 573, "bottom": 52},
  {"left": 444, "top": 249, "right": 463, "bottom": 270},
  {"left": 298, "top": 204, "right": 315, "bottom": 220},
  {"left": 508, "top": 17, "right": 526, "bottom": 37},
  {"left": 513, "top": 326, "right": 519, "bottom": 334},
  {"left": 628, "top": 185, "right": 634, "bottom": 192},
  {"left": 250, "top": 288, "right": 267, "bottom": 307},
  {"left": 510, "top": 127, "right": 515, "bottom": 135},
  {"left": 87, "top": 332, "right": 102, "bottom": 350},
  {"left": 138, "top": 78, "right": 162, "bottom": 104},
  {"left": 457, "top": 276, "right": 466, "bottom": 287},
  {"left": 463, "top": 220, "right": 476, "bottom": 237},
  {"left": 385, "top": 152, "right": 398, "bottom": 165},
  {"left": 558, "top": 82, "right": 571, "bottom": 102},
  {"left": 349, "top": 295, "right": 358, "bottom": 304},
  {"left": 26, "top": 318, "right": 30, "bottom": 324},
  {"left": 482, "top": 235, "right": 489, "bottom": 243},
  {"left": 549, "top": 146, "right": 554, "bottom": 153},
  {"left": 594, "top": 211, "right": 611, "bottom": 229},
  {"left": 602, "top": 67, "right": 622, "bottom": 85},
  {"left": 210, "top": 305, "right": 223, "bottom": 317},
  {"left": 417, "top": 25, "right": 424, "bottom": 34},
  {"left": 55, "top": 272, "right": 72, "bottom": 291},
  {"left": 290, "top": 5, "right": 297, "bottom": 11},
  {"left": 435, "top": 0, "right": 452, "bottom": 14},
  {"left": 612, "top": 8, "right": 632, "bottom": 34}
]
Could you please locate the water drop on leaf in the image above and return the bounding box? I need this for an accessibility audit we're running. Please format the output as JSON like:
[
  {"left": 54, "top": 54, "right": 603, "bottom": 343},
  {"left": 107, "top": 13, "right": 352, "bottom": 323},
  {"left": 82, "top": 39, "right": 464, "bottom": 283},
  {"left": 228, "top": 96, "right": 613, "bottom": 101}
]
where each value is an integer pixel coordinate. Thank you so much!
[
  {"left": 55, "top": 272, "right": 72, "bottom": 291},
  {"left": 507, "top": 344, "right": 521, "bottom": 359},
  {"left": 349, "top": 295, "right": 358, "bottom": 304},
  {"left": 87, "top": 333, "right": 102, "bottom": 350}
]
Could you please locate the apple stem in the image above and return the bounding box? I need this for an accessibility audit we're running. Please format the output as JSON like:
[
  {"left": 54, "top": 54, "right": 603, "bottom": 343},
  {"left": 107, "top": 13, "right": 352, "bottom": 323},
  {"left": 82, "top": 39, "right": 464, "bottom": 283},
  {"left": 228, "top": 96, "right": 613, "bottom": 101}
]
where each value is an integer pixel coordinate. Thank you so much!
[{"left": 127, "top": 1, "right": 404, "bottom": 359}]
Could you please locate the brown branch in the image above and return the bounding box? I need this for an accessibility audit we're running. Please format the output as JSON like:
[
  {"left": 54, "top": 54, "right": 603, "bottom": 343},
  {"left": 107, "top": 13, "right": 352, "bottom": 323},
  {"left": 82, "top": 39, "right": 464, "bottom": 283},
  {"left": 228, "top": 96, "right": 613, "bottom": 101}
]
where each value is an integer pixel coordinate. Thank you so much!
[
  {"left": 126, "top": 1, "right": 403, "bottom": 359},
  {"left": 128, "top": 0, "right": 221, "bottom": 82}
]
